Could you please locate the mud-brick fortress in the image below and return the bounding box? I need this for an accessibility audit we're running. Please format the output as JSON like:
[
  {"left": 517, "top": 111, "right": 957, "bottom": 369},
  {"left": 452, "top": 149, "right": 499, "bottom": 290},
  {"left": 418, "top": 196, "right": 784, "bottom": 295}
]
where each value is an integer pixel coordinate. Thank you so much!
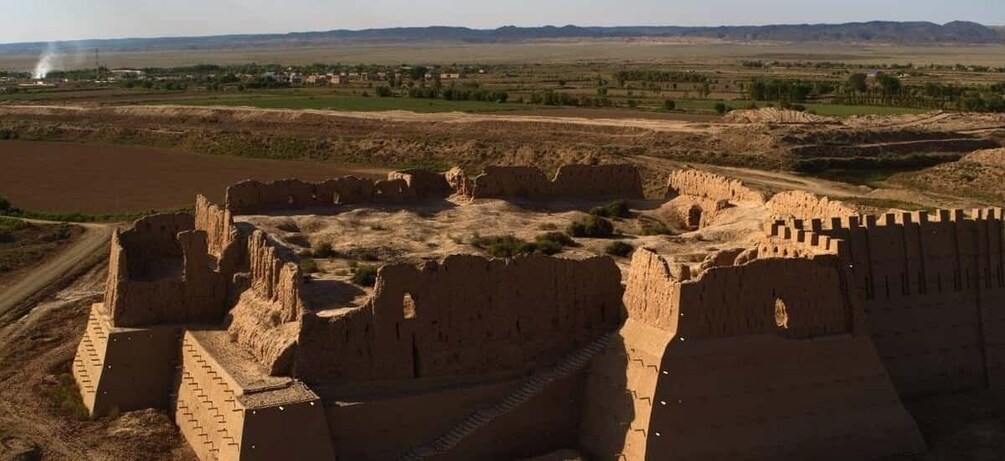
[{"left": 72, "top": 164, "right": 1005, "bottom": 460}]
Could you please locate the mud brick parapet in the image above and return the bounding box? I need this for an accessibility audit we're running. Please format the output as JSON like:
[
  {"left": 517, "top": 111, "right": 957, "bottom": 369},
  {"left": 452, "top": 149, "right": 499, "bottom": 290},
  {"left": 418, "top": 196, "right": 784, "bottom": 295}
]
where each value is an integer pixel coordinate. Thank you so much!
[
  {"left": 294, "top": 254, "right": 625, "bottom": 384},
  {"left": 467, "top": 164, "right": 645, "bottom": 200},
  {"left": 766, "top": 208, "right": 1005, "bottom": 396}
]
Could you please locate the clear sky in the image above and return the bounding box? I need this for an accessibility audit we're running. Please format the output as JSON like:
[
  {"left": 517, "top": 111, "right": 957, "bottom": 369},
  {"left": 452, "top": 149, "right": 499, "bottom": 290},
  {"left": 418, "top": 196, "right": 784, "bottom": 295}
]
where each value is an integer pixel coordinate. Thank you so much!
[{"left": 1, "top": 0, "right": 1002, "bottom": 44}]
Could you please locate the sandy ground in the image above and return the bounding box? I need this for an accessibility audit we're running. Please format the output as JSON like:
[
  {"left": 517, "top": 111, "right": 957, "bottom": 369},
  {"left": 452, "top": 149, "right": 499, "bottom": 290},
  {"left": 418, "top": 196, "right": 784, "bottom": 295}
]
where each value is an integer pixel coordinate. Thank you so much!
[
  {"left": 0, "top": 220, "right": 112, "bottom": 324},
  {"left": 0, "top": 265, "right": 195, "bottom": 461}
]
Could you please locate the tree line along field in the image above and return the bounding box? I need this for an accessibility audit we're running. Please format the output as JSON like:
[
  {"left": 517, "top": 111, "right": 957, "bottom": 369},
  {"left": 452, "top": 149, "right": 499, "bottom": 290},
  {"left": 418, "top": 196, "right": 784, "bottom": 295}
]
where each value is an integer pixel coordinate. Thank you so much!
[{"left": 4, "top": 55, "right": 1003, "bottom": 117}]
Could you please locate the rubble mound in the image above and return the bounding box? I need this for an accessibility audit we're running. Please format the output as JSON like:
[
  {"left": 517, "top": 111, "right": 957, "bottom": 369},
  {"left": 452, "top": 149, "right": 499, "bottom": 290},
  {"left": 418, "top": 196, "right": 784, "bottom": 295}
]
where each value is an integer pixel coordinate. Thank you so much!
[
  {"left": 724, "top": 107, "right": 833, "bottom": 125},
  {"left": 963, "top": 148, "right": 1005, "bottom": 168}
]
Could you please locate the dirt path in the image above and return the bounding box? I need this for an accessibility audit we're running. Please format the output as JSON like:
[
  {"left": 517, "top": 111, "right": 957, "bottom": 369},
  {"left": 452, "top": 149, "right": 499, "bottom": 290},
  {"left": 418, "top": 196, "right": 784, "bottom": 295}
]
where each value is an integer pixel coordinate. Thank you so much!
[{"left": 0, "top": 220, "right": 113, "bottom": 324}]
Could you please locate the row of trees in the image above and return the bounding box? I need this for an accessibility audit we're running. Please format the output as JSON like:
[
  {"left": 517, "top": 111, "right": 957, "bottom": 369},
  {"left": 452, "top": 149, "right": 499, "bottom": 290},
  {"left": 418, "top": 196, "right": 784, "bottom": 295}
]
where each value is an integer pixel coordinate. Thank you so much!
[{"left": 398, "top": 82, "right": 509, "bottom": 103}]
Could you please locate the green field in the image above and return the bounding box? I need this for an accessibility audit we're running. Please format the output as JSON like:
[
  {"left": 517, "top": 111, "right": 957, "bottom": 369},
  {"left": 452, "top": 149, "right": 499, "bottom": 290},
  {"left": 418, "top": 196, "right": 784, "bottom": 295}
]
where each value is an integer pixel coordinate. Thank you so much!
[
  {"left": 673, "top": 99, "right": 928, "bottom": 116},
  {"left": 167, "top": 94, "right": 531, "bottom": 113}
]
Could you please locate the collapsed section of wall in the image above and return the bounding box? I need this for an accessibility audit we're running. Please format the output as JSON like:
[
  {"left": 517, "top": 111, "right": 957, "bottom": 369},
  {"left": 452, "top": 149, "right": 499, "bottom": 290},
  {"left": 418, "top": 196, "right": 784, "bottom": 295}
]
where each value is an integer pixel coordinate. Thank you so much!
[
  {"left": 73, "top": 304, "right": 181, "bottom": 417},
  {"left": 662, "top": 169, "right": 765, "bottom": 229},
  {"left": 295, "top": 254, "right": 625, "bottom": 384},
  {"left": 581, "top": 249, "right": 924, "bottom": 460},
  {"left": 226, "top": 230, "right": 303, "bottom": 376},
  {"left": 467, "top": 164, "right": 645, "bottom": 200}
]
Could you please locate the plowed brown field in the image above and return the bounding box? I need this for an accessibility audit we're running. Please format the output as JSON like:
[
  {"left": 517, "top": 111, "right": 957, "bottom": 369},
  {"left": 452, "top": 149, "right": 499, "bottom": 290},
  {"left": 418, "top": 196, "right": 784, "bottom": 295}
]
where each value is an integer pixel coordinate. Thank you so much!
[{"left": 0, "top": 141, "right": 387, "bottom": 214}]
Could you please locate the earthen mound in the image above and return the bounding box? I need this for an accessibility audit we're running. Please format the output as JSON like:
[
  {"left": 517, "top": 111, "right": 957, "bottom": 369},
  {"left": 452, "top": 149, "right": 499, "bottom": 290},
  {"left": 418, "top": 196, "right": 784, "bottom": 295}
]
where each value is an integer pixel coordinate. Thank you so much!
[
  {"left": 724, "top": 107, "right": 833, "bottom": 125},
  {"left": 963, "top": 148, "right": 1005, "bottom": 168}
]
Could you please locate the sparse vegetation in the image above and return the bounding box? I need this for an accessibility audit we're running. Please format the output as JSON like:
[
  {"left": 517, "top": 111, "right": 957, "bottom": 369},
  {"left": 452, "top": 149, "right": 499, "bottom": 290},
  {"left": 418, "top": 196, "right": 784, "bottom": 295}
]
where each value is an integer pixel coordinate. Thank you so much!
[
  {"left": 640, "top": 220, "right": 674, "bottom": 236},
  {"left": 567, "top": 216, "right": 615, "bottom": 239},
  {"left": 589, "top": 200, "right": 632, "bottom": 219},
  {"left": 312, "top": 242, "right": 336, "bottom": 258},
  {"left": 47, "top": 374, "right": 89, "bottom": 421},
  {"left": 299, "top": 258, "right": 319, "bottom": 274},
  {"left": 470, "top": 232, "right": 577, "bottom": 257},
  {"left": 605, "top": 241, "right": 636, "bottom": 258},
  {"left": 351, "top": 264, "right": 379, "bottom": 287}
]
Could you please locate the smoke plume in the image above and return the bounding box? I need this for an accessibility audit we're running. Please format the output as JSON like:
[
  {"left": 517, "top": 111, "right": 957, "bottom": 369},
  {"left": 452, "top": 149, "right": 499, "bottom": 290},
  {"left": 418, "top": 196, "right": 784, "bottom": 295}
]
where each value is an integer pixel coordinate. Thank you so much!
[{"left": 32, "top": 43, "right": 59, "bottom": 80}]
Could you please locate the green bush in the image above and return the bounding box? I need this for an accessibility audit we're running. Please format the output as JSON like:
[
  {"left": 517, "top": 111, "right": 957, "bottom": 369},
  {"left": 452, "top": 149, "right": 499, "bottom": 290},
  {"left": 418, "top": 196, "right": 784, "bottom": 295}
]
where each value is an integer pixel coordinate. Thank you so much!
[
  {"left": 312, "top": 242, "right": 336, "bottom": 259},
  {"left": 299, "top": 258, "right": 319, "bottom": 274},
  {"left": 351, "top": 264, "right": 379, "bottom": 287},
  {"left": 567, "top": 216, "right": 615, "bottom": 239},
  {"left": 0, "top": 195, "right": 10, "bottom": 212},
  {"left": 590, "top": 200, "right": 631, "bottom": 219},
  {"left": 714, "top": 102, "right": 729, "bottom": 115},
  {"left": 640, "top": 221, "right": 673, "bottom": 236},
  {"left": 605, "top": 241, "right": 635, "bottom": 258},
  {"left": 471, "top": 233, "right": 578, "bottom": 258},
  {"left": 663, "top": 99, "right": 677, "bottom": 111}
]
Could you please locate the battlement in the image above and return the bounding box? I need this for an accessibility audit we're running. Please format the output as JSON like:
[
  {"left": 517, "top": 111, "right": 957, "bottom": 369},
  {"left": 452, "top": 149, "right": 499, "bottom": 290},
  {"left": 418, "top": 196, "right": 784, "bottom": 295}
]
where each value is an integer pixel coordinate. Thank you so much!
[{"left": 766, "top": 189, "right": 857, "bottom": 220}]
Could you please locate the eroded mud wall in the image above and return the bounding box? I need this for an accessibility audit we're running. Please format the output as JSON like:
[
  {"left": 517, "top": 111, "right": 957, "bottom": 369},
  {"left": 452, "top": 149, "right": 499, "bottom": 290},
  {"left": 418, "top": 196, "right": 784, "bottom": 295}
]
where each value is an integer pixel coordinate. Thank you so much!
[
  {"left": 767, "top": 190, "right": 857, "bottom": 220},
  {"left": 295, "top": 255, "right": 624, "bottom": 384},
  {"left": 226, "top": 230, "right": 303, "bottom": 375},
  {"left": 468, "top": 164, "right": 645, "bottom": 199},
  {"left": 666, "top": 169, "right": 766, "bottom": 203}
]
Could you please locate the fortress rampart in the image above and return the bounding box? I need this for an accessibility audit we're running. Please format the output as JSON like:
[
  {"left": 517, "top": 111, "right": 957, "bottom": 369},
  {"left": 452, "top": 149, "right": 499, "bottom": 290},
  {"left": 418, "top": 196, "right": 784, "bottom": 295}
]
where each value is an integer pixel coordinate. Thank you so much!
[
  {"left": 295, "top": 255, "right": 624, "bottom": 383},
  {"left": 71, "top": 168, "right": 978, "bottom": 461},
  {"left": 582, "top": 249, "right": 924, "bottom": 460},
  {"left": 225, "top": 164, "right": 644, "bottom": 215},
  {"left": 766, "top": 209, "right": 1005, "bottom": 396}
]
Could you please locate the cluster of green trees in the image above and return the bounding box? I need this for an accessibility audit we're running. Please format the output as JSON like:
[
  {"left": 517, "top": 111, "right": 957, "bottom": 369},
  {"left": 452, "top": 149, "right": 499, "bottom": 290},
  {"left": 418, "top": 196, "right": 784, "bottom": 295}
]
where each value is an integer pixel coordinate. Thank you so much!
[
  {"left": 837, "top": 73, "right": 1005, "bottom": 111},
  {"left": 746, "top": 78, "right": 836, "bottom": 103},
  {"left": 614, "top": 70, "right": 709, "bottom": 85},
  {"left": 399, "top": 82, "right": 509, "bottom": 103},
  {"left": 528, "top": 90, "right": 614, "bottom": 107}
]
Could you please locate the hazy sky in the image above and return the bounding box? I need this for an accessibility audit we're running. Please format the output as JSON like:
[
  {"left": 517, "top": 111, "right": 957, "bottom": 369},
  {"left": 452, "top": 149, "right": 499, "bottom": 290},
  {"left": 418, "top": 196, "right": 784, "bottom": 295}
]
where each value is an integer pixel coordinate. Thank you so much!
[{"left": 1, "top": 0, "right": 1003, "bottom": 44}]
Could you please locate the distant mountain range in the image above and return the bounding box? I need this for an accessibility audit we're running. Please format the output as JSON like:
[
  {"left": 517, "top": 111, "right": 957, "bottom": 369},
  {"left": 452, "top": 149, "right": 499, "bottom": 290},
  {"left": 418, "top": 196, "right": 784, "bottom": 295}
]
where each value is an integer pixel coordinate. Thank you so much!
[{"left": 2, "top": 21, "right": 1003, "bottom": 53}]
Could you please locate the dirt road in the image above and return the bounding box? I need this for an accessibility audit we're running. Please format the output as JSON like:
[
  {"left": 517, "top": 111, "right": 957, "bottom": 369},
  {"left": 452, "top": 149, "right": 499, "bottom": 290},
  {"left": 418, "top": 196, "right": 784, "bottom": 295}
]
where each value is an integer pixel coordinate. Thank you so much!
[{"left": 0, "top": 220, "right": 112, "bottom": 323}]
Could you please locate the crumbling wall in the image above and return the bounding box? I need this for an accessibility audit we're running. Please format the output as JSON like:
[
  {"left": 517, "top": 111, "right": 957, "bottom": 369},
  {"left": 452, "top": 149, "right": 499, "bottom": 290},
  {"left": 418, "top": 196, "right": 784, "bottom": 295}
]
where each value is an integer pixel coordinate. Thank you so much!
[
  {"left": 470, "top": 166, "right": 552, "bottom": 199},
  {"left": 550, "top": 164, "right": 645, "bottom": 199},
  {"left": 582, "top": 248, "right": 924, "bottom": 460},
  {"left": 295, "top": 254, "right": 624, "bottom": 384},
  {"left": 225, "top": 172, "right": 455, "bottom": 215},
  {"left": 775, "top": 209, "right": 1005, "bottom": 396},
  {"left": 767, "top": 190, "right": 857, "bottom": 220},
  {"left": 226, "top": 230, "right": 302, "bottom": 375},
  {"left": 389, "top": 169, "right": 452, "bottom": 199},
  {"left": 666, "top": 169, "right": 766, "bottom": 204},
  {"left": 105, "top": 213, "right": 233, "bottom": 328},
  {"left": 195, "top": 194, "right": 236, "bottom": 257},
  {"left": 466, "top": 164, "right": 645, "bottom": 200}
]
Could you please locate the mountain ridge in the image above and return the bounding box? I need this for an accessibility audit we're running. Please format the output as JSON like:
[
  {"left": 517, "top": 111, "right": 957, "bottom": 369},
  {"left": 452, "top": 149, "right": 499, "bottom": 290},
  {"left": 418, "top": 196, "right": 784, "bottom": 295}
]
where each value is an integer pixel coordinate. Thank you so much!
[{"left": 1, "top": 21, "right": 1002, "bottom": 53}]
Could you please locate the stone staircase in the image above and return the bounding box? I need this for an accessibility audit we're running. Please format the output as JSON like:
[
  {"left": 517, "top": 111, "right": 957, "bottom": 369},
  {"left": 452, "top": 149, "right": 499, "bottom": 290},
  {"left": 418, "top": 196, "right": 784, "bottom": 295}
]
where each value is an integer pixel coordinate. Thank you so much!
[
  {"left": 173, "top": 334, "right": 243, "bottom": 461},
  {"left": 396, "top": 332, "right": 615, "bottom": 461},
  {"left": 72, "top": 305, "right": 111, "bottom": 410}
]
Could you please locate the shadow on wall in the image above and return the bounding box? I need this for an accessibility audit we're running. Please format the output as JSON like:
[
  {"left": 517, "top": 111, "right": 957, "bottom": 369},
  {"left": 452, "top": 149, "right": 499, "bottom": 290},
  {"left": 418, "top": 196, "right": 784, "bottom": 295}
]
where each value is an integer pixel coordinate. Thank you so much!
[{"left": 579, "top": 334, "right": 635, "bottom": 459}]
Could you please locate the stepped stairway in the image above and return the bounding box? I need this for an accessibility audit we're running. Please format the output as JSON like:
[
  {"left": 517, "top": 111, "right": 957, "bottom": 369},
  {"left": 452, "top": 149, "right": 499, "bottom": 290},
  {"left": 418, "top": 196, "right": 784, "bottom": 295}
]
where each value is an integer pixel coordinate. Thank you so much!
[
  {"left": 396, "top": 332, "right": 615, "bottom": 461},
  {"left": 172, "top": 334, "right": 243, "bottom": 461},
  {"left": 72, "top": 306, "right": 111, "bottom": 409}
]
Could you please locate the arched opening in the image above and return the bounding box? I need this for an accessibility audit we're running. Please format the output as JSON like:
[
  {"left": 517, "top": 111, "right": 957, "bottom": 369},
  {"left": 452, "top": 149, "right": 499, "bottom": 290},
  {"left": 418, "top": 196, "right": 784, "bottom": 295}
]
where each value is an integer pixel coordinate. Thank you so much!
[
  {"left": 403, "top": 293, "right": 417, "bottom": 319},
  {"left": 687, "top": 205, "right": 703, "bottom": 230}
]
